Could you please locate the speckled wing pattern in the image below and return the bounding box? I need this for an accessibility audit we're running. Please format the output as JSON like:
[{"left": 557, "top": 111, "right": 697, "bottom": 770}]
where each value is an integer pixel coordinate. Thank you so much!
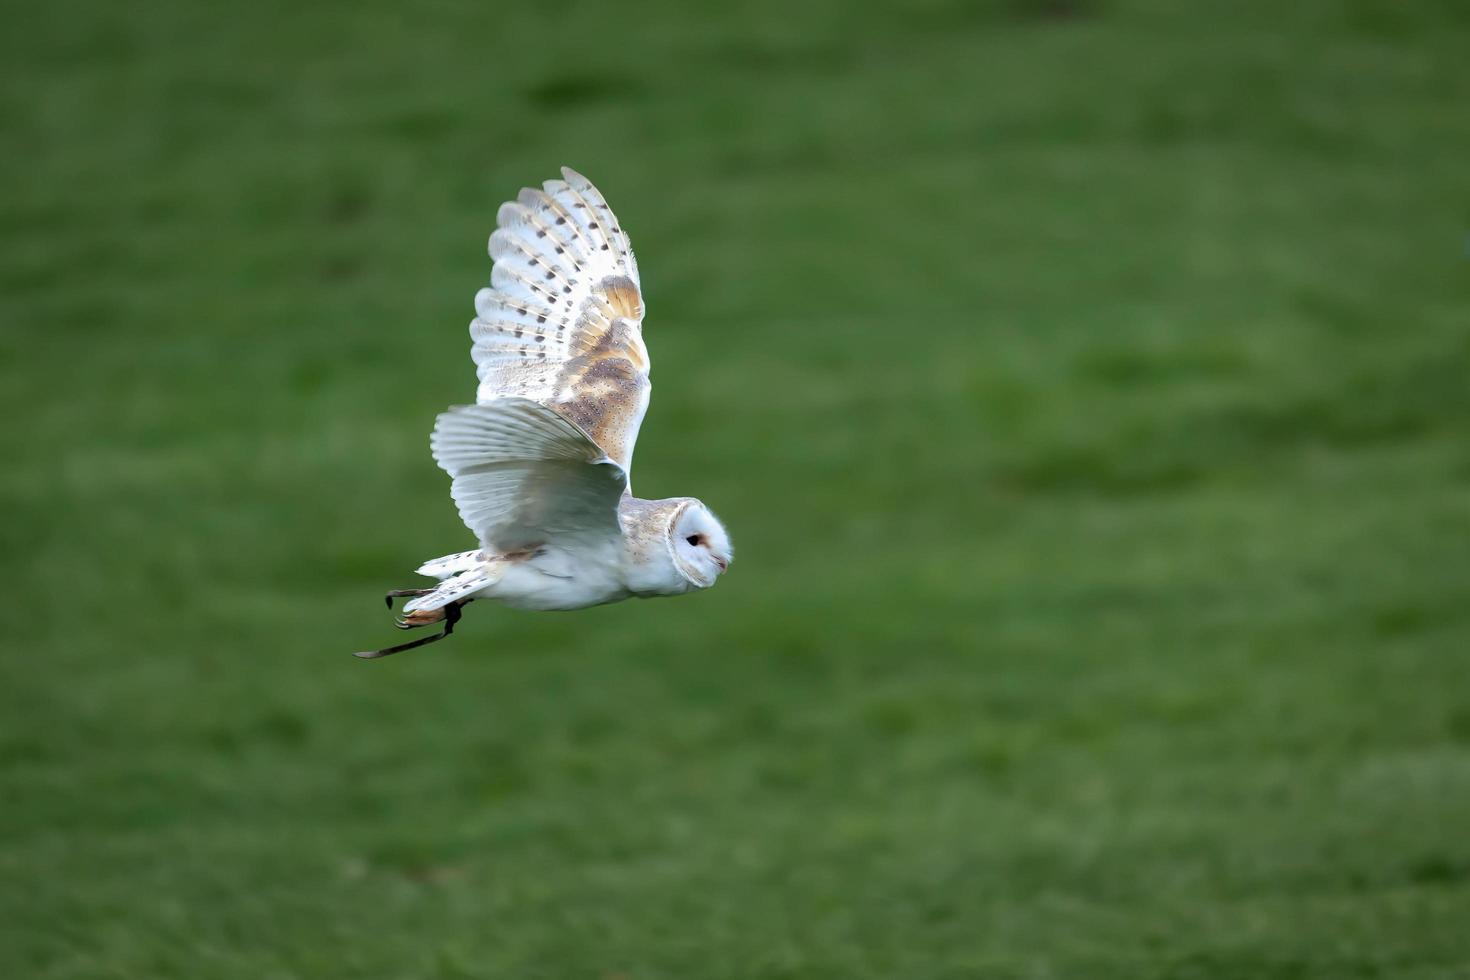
[{"left": 471, "top": 167, "right": 651, "bottom": 477}]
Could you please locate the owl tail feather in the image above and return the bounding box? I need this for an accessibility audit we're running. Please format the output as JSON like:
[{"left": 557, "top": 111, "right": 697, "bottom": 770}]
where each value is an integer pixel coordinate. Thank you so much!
[{"left": 402, "top": 564, "right": 500, "bottom": 613}]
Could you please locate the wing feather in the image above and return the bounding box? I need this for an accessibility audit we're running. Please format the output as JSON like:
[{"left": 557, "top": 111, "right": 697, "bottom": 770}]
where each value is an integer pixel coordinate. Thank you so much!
[
  {"left": 470, "top": 167, "right": 650, "bottom": 475},
  {"left": 430, "top": 399, "right": 626, "bottom": 554}
]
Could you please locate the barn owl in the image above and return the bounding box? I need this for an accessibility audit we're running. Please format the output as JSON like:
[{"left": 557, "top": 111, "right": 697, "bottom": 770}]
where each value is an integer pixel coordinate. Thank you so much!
[{"left": 355, "top": 168, "right": 733, "bottom": 658}]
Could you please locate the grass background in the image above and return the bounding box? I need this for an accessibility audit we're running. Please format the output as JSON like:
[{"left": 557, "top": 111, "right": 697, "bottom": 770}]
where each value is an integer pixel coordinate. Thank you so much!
[{"left": 4, "top": 0, "right": 1470, "bottom": 976}]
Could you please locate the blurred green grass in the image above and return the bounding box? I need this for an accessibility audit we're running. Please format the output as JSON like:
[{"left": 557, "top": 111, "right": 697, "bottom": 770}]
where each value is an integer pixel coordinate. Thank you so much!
[{"left": 4, "top": 0, "right": 1470, "bottom": 976}]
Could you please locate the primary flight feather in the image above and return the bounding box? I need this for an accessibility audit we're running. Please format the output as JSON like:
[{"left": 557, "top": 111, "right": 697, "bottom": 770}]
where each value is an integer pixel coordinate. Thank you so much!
[{"left": 356, "top": 168, "right": 733, "bottom": 659}]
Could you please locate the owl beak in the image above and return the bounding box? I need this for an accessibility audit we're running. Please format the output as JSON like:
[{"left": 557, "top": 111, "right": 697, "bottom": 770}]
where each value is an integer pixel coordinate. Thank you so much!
[{"left": 712, "top": 556, "right": 729, "bottom": 574}]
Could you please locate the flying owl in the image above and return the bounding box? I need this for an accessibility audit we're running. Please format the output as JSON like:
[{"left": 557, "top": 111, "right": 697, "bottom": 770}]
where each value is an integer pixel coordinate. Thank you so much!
[{"left": 355, "top": 168, "right": 733, "bottom": 659}]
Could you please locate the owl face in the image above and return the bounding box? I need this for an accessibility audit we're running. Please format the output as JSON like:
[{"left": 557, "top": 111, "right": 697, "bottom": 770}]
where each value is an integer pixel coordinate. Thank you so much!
[{"left": 669, "top": 501, "right": 732, "bottom": 589}]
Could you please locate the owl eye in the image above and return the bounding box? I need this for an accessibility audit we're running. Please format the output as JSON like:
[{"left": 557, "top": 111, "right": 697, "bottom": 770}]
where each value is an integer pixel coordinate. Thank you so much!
[{"left": 685, "top": 535, "right": 702, "bottom": 546}]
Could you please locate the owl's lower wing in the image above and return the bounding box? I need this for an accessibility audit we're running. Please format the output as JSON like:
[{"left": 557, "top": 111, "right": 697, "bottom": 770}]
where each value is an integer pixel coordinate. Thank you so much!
[
  {"left": 430, "top": 398, "right": 627, "bottom": 555},
  {"left": 471, "top": 167, "right": 650, "bottom": 477}
]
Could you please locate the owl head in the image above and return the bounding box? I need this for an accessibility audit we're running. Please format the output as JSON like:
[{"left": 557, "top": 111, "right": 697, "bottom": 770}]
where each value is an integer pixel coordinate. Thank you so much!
[
  {"left": 622, "top": 496, "right": 733, "bottom": 595},
  {"left": 668, "top": 499, "right": 733, "bottom": 589}
]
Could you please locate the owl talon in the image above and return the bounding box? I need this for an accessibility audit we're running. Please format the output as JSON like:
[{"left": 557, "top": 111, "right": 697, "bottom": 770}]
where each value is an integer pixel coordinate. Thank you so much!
[
  {"left": 355, "top": 601, "right": 465, "bottom": 660},
  {"left": 385, "top": 588, "right": 433, "bottom": 609},
  {"left": 396, "top": 607, "right": 447, "bottom": 629}
]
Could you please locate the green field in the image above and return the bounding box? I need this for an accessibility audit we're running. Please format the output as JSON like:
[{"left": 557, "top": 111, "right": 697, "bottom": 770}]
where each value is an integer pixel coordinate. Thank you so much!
[{"left": 4, "top": 0, "right": 1470, "bottom": 976}]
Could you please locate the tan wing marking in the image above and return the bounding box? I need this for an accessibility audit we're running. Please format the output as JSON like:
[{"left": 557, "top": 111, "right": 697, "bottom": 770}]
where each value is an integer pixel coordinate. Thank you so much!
[{"left": 553, "top": 281, "right": 648, "bottom": 469}]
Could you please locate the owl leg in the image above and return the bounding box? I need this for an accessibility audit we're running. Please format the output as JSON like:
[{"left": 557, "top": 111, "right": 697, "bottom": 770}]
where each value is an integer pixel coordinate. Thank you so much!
[{"left": 353, "top": 600, "right": 465, "bottom": 660}]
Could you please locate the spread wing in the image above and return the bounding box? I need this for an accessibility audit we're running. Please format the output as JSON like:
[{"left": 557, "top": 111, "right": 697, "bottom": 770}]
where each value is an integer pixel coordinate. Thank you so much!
[
  {"left": 470, "top": 167, "right": 651, "bottom": 477},
  {"left": 430, "top": 398, "right": 626, "bottom": 554}
]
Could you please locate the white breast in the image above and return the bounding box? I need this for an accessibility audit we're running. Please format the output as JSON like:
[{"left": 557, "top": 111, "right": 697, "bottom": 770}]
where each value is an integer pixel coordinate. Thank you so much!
[{"left": 488, "top": 541, "right": 630, "bottom": 611}]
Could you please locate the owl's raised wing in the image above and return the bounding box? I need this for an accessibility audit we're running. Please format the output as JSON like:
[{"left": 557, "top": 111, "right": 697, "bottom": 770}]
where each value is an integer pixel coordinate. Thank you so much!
[
  {"left": 430, "top": 398, "right": 626, "bottom": 555},
  {"left": 471, "top": 167, "right": 651, "bottom": 477}
]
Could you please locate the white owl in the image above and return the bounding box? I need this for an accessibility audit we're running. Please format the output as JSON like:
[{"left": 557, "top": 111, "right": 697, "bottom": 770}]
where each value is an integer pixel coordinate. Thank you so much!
[{"left": 356, "top": 168, "right": 733, "bottom": 659}]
